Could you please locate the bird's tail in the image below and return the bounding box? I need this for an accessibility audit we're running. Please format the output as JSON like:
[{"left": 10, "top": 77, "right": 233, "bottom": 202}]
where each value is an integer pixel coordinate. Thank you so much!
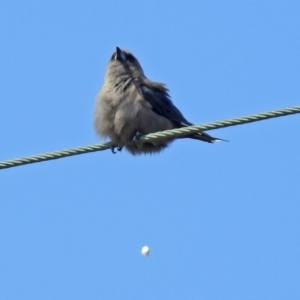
[
  {"left": 188, "top": 131, "right": 227, "bottom": 143},
  {"left": 179, "top": 122, "right": 227, "bottom": 143}
]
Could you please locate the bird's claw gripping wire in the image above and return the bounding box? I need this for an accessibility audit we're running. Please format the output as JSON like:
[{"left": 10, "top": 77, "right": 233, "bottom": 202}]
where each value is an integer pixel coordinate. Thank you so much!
[{"left": 133, "top": 132, "right": 143, "bottom": 149}]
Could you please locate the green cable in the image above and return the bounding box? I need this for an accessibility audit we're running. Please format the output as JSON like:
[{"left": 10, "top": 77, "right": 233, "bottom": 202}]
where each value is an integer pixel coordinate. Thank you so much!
[{"left": 1, "top": 105, "right": 299, "bottom": 170}]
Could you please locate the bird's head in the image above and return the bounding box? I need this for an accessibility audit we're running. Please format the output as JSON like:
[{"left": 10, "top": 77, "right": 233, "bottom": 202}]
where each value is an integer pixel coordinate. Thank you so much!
[{"left": 105, "top": 47, "right": 145, "bottom": 82}]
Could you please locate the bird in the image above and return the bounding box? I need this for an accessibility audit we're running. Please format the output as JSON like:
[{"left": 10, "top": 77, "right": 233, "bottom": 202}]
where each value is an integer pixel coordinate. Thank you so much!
[{"left": 94, "top": 47, "right": 224, "bottom": 155}]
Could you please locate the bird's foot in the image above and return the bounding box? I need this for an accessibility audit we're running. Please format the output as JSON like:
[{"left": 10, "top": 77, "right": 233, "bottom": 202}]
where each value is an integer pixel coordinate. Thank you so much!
[
  {"left": 111, "top": 145, "right": 123, "bottom": 154},
  {"left": 133, "top": 132, "right": 143, "bottom": 149}
]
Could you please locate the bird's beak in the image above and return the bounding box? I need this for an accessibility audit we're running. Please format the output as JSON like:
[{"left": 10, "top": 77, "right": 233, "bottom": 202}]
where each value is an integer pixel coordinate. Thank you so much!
[{"left": 115, "top": 47, "right": 126, "bottom": 61}]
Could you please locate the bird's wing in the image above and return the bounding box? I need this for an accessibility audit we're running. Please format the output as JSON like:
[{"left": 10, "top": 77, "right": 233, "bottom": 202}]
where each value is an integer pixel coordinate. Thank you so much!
[
  {"left": 134, "top": 78, "right": 191, "bottom": 127},
  {"left": 133, "top": 77, "right": 221, "bottom": 143}
]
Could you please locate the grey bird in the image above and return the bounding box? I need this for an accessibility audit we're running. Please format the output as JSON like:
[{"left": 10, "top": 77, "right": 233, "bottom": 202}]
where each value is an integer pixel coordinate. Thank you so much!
[{"left": 94, "top": 47, "right": 223, "bottom": 155}]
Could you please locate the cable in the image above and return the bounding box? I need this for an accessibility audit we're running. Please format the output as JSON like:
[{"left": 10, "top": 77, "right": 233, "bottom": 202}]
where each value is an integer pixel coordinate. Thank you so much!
[{"left": 1, "top": 105, "right": 299, "bottom": 170}]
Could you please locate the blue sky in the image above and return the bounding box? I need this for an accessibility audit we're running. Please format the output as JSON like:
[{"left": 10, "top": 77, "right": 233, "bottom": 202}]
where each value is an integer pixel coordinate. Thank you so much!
[{"left": 1, "top": 1, "right": 300, "bottom": 299}]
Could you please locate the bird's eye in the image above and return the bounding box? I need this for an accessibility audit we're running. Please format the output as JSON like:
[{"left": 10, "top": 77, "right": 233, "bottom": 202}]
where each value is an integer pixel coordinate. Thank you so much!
[{"left": 126, "top": 54, "right": 136, "bottom": 63}]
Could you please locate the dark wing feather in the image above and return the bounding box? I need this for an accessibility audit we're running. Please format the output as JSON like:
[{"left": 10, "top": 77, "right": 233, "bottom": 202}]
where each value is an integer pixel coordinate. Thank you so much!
[
  {"left": 134, "top": 77, "right": 222, "bottom": 143},
  {"left": 135, "top": 78, "right": 190, "bottom": 127}
]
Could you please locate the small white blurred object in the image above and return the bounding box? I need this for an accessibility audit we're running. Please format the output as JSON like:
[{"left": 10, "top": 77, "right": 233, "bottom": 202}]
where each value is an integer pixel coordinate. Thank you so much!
[{"left": 141, "top": 246, "right": 150, "bottom": 256}]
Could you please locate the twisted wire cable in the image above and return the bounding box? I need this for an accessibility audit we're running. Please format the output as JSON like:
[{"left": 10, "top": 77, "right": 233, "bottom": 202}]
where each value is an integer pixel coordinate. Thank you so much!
[{"left": 1, "top": 105, "right": 299, "bottom": 170}]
